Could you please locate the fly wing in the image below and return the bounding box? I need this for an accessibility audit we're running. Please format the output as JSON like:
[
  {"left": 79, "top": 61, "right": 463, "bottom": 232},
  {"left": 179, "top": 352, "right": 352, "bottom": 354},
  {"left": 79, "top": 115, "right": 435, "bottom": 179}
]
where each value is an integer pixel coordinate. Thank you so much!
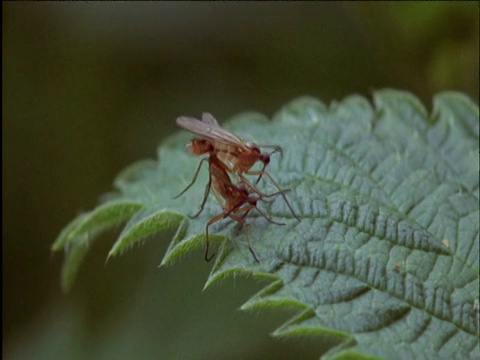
[
  {"left": 176, "top": 115, "right": 248, "bottom": 149},
  {"left": 201, "top": 112, "right": 219, "bottom": 125}
]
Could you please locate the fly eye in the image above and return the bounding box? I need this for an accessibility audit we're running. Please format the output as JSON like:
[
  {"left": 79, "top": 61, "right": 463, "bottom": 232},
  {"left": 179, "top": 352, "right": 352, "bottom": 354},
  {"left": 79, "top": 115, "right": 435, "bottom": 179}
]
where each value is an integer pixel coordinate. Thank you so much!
[{"left": 261, "top": 154, "right": 270, "bottom": 164}]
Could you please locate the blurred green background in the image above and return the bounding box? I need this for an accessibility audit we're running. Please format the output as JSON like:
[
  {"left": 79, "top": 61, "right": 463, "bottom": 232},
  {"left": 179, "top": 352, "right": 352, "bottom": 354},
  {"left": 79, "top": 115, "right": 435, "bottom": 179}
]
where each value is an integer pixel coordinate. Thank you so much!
[{"left": 3, "top": 2, "right": 478, "bottom": 359}]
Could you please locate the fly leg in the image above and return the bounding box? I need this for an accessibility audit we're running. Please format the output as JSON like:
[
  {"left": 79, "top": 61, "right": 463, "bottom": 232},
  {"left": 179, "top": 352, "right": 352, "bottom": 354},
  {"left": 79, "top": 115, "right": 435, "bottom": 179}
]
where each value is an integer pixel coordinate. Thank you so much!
[
  {"left": 242, "top": 172, "right": 301, "bottom": 221},
  {"left": 230, "top": 206, "right": 259, "bottom": 263},
  {"left": 204, "top": 212, "right": 225, "bottom": 261},
  {"left": 172, "top": 157, "right": 208, "bottom": 199},
  {"left": 190, "top": 168, "right": 212, "bottom": 219}
]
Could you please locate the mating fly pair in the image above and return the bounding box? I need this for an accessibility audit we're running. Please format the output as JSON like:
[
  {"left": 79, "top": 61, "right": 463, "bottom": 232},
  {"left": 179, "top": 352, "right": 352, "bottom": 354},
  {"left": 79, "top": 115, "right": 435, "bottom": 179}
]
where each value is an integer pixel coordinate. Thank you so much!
[{"left": 174, "top": 113, "right": 300, "bottom": 262}]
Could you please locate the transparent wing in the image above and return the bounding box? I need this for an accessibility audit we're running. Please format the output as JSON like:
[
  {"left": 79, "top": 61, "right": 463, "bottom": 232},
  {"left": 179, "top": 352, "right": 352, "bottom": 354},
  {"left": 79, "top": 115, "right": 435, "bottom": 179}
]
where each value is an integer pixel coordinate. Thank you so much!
[
  {"left": 201, "top": 113, "right": 219, "bottom": 125},
  {"left": 176, "top": 115, "right": 248, "bottom": 149}
]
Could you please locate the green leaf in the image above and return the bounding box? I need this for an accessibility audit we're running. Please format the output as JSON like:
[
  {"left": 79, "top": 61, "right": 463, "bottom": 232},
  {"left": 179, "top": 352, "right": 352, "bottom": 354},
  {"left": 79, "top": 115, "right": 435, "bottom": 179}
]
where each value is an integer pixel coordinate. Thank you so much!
[
  {"left": 52, "top": 199, "right": 144, "bottom": 291},
  {"left": 52, "top": 200, "right": 144, "bottom": 252},
  {"left": 53, "top": 90, "right": 479, "bottom": 360}
]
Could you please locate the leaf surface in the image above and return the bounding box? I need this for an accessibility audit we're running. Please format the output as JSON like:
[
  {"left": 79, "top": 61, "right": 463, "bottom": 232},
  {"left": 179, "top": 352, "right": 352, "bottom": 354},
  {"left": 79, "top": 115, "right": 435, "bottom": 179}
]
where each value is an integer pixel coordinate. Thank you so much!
[{"left": 53, "top": 90, "right": 479, "bottom": 359}]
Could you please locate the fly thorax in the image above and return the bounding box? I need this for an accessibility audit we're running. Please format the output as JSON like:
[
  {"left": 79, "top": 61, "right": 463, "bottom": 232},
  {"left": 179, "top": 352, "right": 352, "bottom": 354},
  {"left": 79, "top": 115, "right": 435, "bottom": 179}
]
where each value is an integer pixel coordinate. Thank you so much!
[{"left": 190, "top": 139, "right": 213, "bottom": 155}]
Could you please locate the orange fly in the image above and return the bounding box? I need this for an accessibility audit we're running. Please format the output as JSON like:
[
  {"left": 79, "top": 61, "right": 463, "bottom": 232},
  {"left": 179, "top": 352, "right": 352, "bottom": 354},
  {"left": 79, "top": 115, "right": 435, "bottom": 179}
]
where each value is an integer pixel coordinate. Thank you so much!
[
  {"left": 176, "top": 154, "right": 287, "bottom": 262},
  {"left": 175, "top": 113, "right": 301, "bottom": 220}
]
